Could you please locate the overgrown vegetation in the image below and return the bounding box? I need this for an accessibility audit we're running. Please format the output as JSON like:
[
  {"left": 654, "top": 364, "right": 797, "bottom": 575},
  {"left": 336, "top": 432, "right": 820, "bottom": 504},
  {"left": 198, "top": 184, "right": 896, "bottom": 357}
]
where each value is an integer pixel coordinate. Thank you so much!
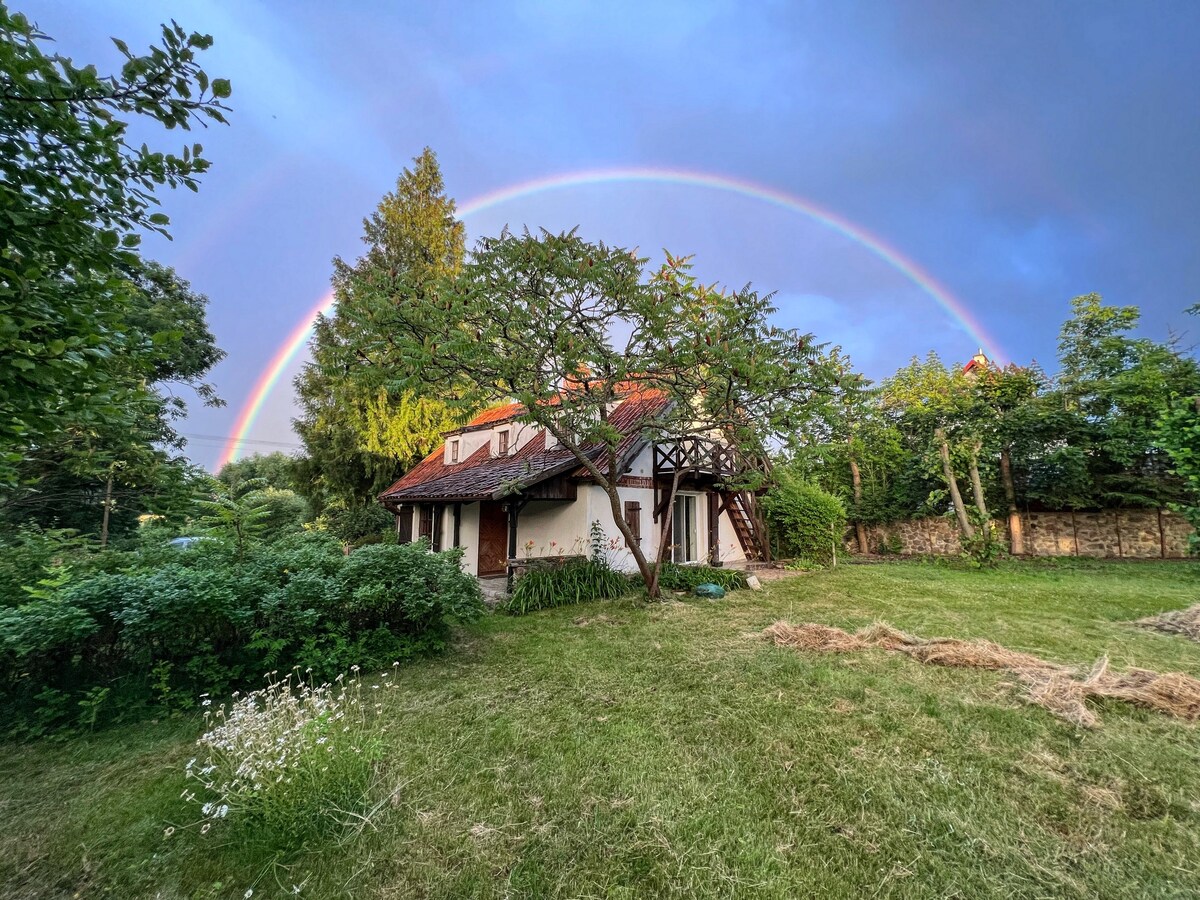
[
  {"left": 3, "top": 561, "right": 1199, "bottom": 897},
  {"left": 0, "top": 534, "right": 483, "bottom": 736}
]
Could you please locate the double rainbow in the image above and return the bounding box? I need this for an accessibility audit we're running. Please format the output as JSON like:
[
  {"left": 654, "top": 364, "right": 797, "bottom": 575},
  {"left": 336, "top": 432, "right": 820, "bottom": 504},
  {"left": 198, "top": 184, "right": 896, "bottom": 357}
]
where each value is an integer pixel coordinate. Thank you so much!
[{"left": 216, "top": 166, "right": 1002, "bottom": 470}]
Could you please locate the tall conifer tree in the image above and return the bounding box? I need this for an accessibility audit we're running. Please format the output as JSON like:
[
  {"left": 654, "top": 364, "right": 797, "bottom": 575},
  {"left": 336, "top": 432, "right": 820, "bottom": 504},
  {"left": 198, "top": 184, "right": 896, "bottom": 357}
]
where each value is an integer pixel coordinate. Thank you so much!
[{"left": 294, "top": 148, "right": 466, "bottom": 509}]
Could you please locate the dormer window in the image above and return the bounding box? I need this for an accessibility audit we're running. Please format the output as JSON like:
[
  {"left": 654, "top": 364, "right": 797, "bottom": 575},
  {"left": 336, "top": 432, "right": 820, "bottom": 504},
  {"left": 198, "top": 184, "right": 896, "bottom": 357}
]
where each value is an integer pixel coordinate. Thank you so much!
[
  {"left": 449, "top": 439, "right": 460, "bottom": 464},
  {"left": 497, "top": 430, "right": 510, "bottom": 456}
]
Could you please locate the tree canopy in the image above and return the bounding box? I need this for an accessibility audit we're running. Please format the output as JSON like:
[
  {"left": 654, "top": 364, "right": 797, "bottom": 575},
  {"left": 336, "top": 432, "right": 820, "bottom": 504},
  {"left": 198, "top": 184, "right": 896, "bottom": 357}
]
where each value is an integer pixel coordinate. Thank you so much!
[{"left": 0, "top": 7, "right": 230, "bottom": 486}]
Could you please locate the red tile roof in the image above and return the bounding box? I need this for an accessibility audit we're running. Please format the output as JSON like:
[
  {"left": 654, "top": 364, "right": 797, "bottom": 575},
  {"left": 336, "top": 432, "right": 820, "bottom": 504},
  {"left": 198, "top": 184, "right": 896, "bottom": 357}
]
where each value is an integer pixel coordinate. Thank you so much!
[{"left": 379, "top": 389, "right": 670, "bottom": 503}]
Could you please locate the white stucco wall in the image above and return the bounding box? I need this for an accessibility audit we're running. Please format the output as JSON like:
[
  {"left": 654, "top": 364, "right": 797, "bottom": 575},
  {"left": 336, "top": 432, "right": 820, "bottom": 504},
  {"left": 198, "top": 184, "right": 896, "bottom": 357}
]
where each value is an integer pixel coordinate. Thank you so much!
[
  {"left": 454, "top": 502, "right": 481, "bottom": 576},
  {"left": 512, "top": 497, "right": 590, "bottom": 560},
  {"left": 717, "top": 503, "right": 748, "bottom": 565}
]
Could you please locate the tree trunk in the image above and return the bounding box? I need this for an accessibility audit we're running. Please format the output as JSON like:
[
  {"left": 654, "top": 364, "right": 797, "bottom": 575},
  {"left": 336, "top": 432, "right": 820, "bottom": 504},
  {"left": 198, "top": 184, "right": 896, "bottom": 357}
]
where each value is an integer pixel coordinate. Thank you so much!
[
  {"left": 549, "top": 420, "right": 661, "bottom": 598},
  {"left": 968, "top": 441, "right": 989, "bottom": 518},
  {"left": 936, "top": 428, "right": 974, "bottom": 538},
  {"left": 849, "top": 453, "right": 869, "bottom": 554},
  {"left": 999, "top": 445, "right": 1023, "bottom": 554},
  {"left": 99, "top": 467, "right": 114, "bottom": 551},
  {"left": 648, "top": 467, "right": 686, "bottom": 597}
]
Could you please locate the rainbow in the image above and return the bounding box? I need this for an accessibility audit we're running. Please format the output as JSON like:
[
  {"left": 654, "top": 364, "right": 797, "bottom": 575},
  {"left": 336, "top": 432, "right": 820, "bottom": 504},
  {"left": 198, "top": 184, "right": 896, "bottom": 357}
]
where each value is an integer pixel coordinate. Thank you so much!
[{"left": 215, "top": 166, "right": 1003, "bottom": 470}]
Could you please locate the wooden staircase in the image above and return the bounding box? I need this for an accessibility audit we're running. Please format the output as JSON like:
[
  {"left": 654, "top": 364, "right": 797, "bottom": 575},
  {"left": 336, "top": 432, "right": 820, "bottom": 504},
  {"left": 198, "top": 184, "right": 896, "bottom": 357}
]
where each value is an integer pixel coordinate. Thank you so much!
[{"left": 719, "top": 489, "right": 768, "bottom": 561}]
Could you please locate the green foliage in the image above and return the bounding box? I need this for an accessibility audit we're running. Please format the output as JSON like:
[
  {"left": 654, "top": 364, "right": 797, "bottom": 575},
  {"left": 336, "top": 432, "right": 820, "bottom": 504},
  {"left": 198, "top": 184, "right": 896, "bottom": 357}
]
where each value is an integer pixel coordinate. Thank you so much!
[
  {"left": 295, "top": 148, "right": 467, "bottom": 509},
  {"left": 197, "top": 478, "right": 273, "bottom": 554},
  {"left": 0, "top": 524, "right": 92, "bottom": 605},
  {"left": 1045, "top": 294, "right": 1200, "bottom": 507},
  {"left": 1156, "top": 396, "right": 1200, "bottom": 553},
  {"left": 0, "top": 534, "right": 484, "bottom": 735},
  {"left": 315, "top": 501, "right": 396, "bottom": 546},
  {"left": 761, "top": 472, "right": 846, "bottom": 564},
  {"left": 652, "top": 562, "right": 747, "bottom": 592},
  {"left": 216, "top": 451, "right": 300, "bottom": 493},
  {"left": 959, "top": 508, "right": 1007, "bottom": 568},
  {"left": 505, "top": 558, "right": 631, "bottom": 615},
  {"left": 0, "top": 264, "right": 225, "bottom": 540},
  {"left": 0, "top": 8, "right": 229, "bottom": 486}
]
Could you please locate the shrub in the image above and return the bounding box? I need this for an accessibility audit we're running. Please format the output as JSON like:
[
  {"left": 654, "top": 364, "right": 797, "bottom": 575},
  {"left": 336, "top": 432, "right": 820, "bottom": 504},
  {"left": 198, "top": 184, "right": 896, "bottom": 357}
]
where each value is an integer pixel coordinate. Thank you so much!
[
  {"left": 652, "top": 562, "right": 747, "bottom": 593},
  {"left": 0, "top": 535, "right": 484, "bottom": 735},
  {"left": 505, "top": 558, "right": 630, "bottom": 615},
  {"left": 0, "top": 525, "right": 93, "bottom": 607},
  {"left": 182, "top": 668, "right": 390, "bottom": 850},
  {"left": 761, "top": 474, "right": 846, "bottom": 564},
  {"left": 960, "top": 508, "right": 1007, "bottom": 568},
  {"left": 317, "top": 502, "right": 396, "bottom": 547}
]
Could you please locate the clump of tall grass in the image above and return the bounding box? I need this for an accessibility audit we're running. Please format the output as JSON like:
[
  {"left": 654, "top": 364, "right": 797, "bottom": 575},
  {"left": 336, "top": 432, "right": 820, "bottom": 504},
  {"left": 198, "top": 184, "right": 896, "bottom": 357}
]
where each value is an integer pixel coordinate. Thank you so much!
[
  {"left": 504, "top": 558, "right": 631, "bottom": 615},
  {"left": 179, "top": 665, "right": 395, "bottom": 848}
]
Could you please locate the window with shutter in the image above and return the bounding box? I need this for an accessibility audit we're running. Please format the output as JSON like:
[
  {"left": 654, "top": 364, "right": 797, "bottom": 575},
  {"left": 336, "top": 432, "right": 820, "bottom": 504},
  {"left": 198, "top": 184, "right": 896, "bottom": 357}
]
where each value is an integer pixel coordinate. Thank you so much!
[
  {"left": 497, "top": 430, "right": 510, "bottom": 456},
  {"left": 624, "top": 500, "right": 642, "bottom": 546}
]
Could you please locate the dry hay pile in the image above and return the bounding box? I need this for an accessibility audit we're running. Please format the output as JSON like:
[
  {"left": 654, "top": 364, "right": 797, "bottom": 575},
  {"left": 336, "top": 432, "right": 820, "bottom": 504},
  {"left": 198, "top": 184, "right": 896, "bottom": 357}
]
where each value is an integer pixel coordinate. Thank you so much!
[
  {"left": 763, "top": 620, "right": 1200, "bottom": 728},
  {"left": 1135, "top": 603, "right": 1200, "bottom": 643}
]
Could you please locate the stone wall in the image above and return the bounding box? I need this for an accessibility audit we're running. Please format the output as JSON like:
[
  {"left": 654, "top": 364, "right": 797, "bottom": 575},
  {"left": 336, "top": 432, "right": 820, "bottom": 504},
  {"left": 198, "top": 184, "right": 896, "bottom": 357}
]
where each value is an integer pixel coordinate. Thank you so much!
[{"left": 852, "top": 509, "right": 1194, "bottom": 559}]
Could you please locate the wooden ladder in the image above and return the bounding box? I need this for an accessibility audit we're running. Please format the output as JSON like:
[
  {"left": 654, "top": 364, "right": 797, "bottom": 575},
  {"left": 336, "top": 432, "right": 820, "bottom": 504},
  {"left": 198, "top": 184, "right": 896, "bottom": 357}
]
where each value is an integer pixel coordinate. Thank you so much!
[{"left": 721, "top": 490, "right": 766, "bottom": 560}]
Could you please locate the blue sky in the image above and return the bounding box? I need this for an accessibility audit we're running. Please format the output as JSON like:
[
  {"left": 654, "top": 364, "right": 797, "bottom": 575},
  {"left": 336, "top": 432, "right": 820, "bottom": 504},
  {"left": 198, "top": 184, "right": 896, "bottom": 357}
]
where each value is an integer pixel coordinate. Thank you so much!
[{"left": 28, "top": 1, "right": 1200, "bottom": 470}]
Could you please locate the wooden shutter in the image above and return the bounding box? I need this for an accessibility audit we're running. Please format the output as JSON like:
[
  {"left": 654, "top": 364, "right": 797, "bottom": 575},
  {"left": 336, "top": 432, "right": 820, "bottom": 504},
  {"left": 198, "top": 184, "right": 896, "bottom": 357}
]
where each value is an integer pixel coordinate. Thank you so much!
[
  {"left": 397, "top": 505, "right": 414, "bottom": 543},
  {"left": 418, "top": 505, "right": 434, "bottom": 542},
  {"left": 624, "top": 500, "right": 642, "bottom": 546},
  {"left": 497, "top": 430, "right": 510, "bottom": 455}
]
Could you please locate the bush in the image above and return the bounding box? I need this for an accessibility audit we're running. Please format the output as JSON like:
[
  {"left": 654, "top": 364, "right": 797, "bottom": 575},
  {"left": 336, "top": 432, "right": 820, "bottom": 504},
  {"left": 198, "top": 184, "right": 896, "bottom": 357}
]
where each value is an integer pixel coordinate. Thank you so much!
[
  {"left": 761, "top": 474, "right": 846, "bottom": 564},
  {"left": 317, "top": 502, "right": 396, "bottom": 547},
  {"left": 960, "top": 508, "right": 1007, "bottom": 568},
  {"left": 0, "top": 534, "right": 485, "bottom": 735},
  {"left": 652, "top": 562, "right": 747, "bottom": 593},
  {"left": 505, "top": 558, "right": 630, "bottom": 615}
]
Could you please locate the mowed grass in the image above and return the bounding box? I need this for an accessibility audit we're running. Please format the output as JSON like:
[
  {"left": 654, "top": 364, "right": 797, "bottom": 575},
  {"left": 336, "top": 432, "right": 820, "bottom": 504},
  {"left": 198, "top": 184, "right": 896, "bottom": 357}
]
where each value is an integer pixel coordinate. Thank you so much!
[{"left": 3, "top": 559, "right": 1200, "bottom": 899}]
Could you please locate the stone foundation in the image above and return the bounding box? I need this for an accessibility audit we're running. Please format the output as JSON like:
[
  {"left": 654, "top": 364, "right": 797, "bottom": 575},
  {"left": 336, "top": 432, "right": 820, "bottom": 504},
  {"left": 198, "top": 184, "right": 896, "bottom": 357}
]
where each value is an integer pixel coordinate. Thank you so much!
[{"left": 851, "top": 509, "right": 1194, "bottom": 559}]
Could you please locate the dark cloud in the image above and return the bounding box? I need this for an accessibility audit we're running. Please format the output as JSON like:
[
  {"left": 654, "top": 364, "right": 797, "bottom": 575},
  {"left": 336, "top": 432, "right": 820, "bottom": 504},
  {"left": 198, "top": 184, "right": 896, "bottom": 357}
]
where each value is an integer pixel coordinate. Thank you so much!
[{"left": 27, "top": 0, "right": 1200, "bottom": 468}]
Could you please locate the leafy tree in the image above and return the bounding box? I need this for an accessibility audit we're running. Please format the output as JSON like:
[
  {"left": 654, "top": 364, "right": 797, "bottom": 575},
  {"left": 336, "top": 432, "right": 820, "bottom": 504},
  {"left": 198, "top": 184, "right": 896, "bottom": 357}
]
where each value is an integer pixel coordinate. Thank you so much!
[
  {"left": 294, "top": 148, "right": 466, "bottom": 510},
  {"left": 217, "top": 451, "right": 300, "bottom": 493},
  {"left": 0, "top": 7, "right": 230, "bottom": 485},
  {"left": 1155, "top": 398, "right": 1200, "bottom": 553},
  {"left": 963, "top": 361, "right": 1046, "bottom": 553},
  {"left": 0, "top": 265, "right": 224, "bottom": 541},
  {"left": 364, "top": 227, "right": 840, "bottom": 597},
  {"left": 1048, "top": 294, "right": 1200, "bottom": 507},
  {"left": 1154, "top": 304, "right": 1200, "bottom": 552},
  {"left": 880, "top": 354, "right": 981, "bottom": 536}
]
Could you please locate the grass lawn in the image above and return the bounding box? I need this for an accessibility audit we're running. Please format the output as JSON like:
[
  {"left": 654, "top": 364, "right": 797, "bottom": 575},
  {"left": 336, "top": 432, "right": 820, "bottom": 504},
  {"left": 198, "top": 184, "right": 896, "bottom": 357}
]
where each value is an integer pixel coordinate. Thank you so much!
[{"left": 3, "top": 559, "right": 1200, "bottom": 899}]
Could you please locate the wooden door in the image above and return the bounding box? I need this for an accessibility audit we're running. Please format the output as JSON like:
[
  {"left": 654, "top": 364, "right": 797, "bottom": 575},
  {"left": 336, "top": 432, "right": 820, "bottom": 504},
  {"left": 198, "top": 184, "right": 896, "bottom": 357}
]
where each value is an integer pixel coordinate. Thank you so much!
[{"left": 478, "top": 501, "right": 508, "bottom": 576}]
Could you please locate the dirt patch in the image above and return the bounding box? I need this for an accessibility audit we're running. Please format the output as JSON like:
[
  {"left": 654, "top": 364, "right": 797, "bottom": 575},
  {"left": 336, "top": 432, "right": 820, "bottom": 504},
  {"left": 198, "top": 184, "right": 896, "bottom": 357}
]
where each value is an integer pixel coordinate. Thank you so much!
[
  {"left": 763, "top": 620, "right": 1200, "bottom": 728},
  {"left": 1135, "top": 603, "right": 1200, "bottom": 643}
]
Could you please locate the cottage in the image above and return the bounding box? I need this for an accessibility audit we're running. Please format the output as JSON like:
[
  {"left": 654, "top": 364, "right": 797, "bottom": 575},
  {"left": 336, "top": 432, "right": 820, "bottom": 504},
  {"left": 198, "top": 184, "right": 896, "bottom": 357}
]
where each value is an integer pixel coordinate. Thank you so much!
[{"left": 378, "top": 387, "right": 766, "bottom": 584}]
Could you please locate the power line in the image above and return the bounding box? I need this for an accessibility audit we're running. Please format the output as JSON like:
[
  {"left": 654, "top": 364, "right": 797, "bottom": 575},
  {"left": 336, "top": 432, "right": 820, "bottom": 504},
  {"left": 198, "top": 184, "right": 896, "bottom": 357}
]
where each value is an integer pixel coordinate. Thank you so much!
[{"left": 180, "top": 432, "right": 304, "bottom": 449}]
